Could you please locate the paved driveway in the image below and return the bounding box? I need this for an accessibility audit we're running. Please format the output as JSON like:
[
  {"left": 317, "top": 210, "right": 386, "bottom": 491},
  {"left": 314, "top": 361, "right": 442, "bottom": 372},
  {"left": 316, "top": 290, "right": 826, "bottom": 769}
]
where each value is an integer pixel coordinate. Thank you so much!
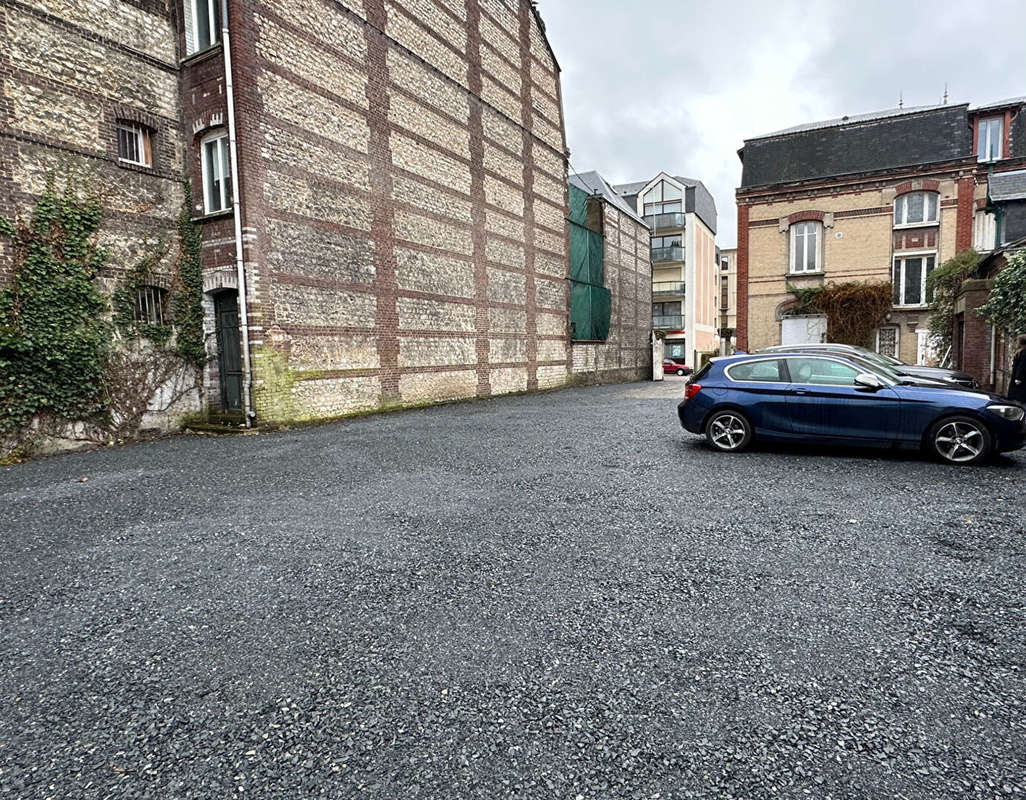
[{"left": 2, "top": 381, "right": 1024, "bottom": 799}]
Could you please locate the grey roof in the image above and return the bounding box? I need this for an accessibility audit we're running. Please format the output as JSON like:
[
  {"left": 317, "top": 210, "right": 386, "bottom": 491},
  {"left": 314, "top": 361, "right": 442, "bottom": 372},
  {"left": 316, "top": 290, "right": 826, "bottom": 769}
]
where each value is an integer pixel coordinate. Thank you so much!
[
  {"left": 609, "top": 173, "right": 717, "bottom": 234},
  {"left": 740, "top": 104, "right": 972, "bottom": 189},
  {"left": 569, "top": 170, "right": 647, "bottom": 226},
  {"left": 990, "top": 169, "right": 1026, "bottom": 202},
  {"left": 750, "top": 103, "right": 954, "bottom": 140},
  {"left": 970, "top": 96, "right": 1026, "bottom": 113}
]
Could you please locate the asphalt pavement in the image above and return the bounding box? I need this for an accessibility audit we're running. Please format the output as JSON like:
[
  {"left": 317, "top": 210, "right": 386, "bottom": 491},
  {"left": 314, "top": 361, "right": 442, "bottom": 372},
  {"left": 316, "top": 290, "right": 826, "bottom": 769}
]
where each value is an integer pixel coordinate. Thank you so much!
[{"left": 1, "top": 379, "right": 1024, "bottom": 799}]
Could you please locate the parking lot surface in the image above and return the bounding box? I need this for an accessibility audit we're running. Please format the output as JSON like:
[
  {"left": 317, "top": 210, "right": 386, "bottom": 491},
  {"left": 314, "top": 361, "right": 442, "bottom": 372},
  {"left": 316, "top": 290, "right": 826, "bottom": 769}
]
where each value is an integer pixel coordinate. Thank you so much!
[{"left": 2, "top": 379, "right": 1024, "bottom": 799}]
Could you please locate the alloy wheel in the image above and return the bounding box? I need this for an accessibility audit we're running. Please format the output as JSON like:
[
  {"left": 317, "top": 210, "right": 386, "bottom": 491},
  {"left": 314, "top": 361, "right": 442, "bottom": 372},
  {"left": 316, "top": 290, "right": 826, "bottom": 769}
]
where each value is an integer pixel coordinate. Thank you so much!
[
  {"left": 934, "top": 420, "right": 985, "bottom": 463},
  {"left": 709, "top": 413, "right": 748, "bottom": 451}
]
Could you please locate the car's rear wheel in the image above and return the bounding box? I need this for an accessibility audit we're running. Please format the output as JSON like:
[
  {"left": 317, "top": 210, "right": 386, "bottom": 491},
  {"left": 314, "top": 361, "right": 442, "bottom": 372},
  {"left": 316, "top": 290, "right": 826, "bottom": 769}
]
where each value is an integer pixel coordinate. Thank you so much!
[
  {"left": 705, "top": 410, "right": 753, "bottom": 453},
  {"left": 676, "top": 368, "right": 685, "bottom": 376},
  {"left": 928, "top": 415, "right": 992, "bottom": 465}
]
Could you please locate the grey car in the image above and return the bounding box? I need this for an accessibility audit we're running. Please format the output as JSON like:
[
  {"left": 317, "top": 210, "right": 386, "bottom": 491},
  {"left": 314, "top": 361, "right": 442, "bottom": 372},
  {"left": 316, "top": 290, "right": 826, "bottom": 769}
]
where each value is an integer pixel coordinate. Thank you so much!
[{"left": 759, "top": 343, "right": 978, "bottom": 389}]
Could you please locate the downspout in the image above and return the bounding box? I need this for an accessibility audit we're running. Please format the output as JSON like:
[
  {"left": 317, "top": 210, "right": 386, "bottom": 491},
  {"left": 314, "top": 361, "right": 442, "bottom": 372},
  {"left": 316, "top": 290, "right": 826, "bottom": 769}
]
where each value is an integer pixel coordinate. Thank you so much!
[{"left": 221, "top": 1, "right": 254, "bottom": 425}]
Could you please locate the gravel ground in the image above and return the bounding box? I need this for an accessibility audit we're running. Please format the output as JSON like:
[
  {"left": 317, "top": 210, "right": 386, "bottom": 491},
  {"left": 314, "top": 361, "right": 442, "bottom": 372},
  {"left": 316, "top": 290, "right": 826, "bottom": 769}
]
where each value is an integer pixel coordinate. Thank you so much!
[{"left": 2, "top": 379, "right": 1025, "bottom": 799}]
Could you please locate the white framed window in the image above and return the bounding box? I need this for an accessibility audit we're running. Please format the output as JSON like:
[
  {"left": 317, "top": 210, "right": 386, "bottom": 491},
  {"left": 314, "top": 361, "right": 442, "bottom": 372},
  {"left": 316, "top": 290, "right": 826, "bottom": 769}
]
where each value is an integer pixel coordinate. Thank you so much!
[
  {"left": 186, "top": 0, "right": 222, "bottom": 54},
  {"left": 875, "top": 325, "right": 899, "bottom": 359},
  {"left": 893, "top": 192, "right": 938, "bottom": 227},
  {"left": 892, "top": 253, "right": 936, "bottom": 307},
  {"left": 116, "top": 121, "right": 152, "bottom": 167},
  {"left": 973, "top": 210, "right": 997, "bottom": 251},
  {"left": 978, "top": 116, "right": 1003, "bottom": 162},
  {"left": 201, "top": 131, "right": 232, "bottom": 214},
  {"left": 789, "top": 220, "right": 821, "bottom": 273}
]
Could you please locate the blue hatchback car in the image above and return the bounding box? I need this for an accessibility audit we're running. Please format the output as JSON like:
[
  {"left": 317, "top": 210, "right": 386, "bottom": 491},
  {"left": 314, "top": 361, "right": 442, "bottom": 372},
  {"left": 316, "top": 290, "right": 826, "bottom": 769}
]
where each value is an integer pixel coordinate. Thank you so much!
[{"left": 677, "top": 352, "right": 1026, "bottom": 465}]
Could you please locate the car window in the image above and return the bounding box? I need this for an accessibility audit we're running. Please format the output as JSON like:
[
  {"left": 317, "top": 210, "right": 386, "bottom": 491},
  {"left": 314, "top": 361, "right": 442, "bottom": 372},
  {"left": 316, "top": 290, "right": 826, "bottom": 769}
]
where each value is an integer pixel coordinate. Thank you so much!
[
  {"left": 786, "top": 357, "right": 860, "bottom": 386},
  {"left": 727, "top": 359, "right": 783, "bottom": 382}
]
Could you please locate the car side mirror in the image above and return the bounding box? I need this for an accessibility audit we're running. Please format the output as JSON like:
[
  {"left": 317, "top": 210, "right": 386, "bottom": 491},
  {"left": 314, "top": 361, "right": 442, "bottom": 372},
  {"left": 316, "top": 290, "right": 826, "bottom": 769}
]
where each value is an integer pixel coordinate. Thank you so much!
[{"left": 854, "top": 373, "right": 883, "bottom": 390}]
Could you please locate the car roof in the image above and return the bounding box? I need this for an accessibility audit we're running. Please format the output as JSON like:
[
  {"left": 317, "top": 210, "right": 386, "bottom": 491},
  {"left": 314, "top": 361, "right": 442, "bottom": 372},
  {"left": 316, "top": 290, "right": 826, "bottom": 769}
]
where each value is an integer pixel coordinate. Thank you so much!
[{"left": 761, "top": 343, "right": 863, "bottom": 352}]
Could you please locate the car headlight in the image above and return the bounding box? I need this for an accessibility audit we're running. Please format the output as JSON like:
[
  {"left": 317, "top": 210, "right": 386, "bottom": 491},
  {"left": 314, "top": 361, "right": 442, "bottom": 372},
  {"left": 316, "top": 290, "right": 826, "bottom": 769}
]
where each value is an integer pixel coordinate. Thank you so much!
[{"left": 987, "top": 404, "right": 1025, "bottom": 422}]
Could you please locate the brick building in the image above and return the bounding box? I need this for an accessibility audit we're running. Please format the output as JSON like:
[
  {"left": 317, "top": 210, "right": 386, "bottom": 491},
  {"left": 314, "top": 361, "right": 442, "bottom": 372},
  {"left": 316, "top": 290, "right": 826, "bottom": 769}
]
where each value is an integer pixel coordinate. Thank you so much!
[
  {"left": 717, "top": 247, "right": 736, "bottom": 354},
  {"left": 1, "top": 0, "right": 634, "bottom": 432},
  {"left": 735, "top": 97, "right": 1026, "bottom": 378}
]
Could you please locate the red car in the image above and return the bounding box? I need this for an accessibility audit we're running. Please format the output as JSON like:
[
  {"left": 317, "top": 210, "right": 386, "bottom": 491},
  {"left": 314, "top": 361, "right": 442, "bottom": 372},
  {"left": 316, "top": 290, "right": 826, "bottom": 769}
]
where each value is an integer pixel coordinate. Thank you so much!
[{"left": 663, "top": 359, "right": 693, "bottom": 376}]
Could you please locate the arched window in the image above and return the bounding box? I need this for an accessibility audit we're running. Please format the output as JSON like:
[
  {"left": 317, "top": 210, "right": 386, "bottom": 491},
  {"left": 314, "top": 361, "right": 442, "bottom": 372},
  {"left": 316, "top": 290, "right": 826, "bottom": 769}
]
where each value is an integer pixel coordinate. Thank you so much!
[
  {"left": 893, "top": 192, "right": 938, "bottom": 227},
  {"left": 134, "top": 286, "right": 168, "bottom": 325},
  {"left": 789, "top": 220, "right": 822, "bottom": 273}
]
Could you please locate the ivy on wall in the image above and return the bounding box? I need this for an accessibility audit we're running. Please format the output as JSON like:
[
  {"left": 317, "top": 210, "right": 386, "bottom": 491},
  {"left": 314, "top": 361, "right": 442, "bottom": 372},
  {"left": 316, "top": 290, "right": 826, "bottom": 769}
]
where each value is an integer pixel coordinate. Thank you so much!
[
  {"left": 0, "top": 182, "right": 111, "bottom": 436},
  {"left": 925, "top": 249, "right": 980, "bottom": 355},
  {"left": 786, "top": 281, "right": 893, "bottom": 348},
  {"left": 978, "top": 249, "right": 1026, "bottom": 335},
  {"left": 0, "top": 178, "right": 207, "bottom": 454}
]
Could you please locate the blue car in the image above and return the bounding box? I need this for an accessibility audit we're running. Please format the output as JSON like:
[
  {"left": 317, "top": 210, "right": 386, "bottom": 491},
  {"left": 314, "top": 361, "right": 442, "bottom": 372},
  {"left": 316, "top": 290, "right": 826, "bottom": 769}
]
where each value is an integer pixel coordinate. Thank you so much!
[{"left": 677, "top": 352, "right": 1026, "bottom": 465}]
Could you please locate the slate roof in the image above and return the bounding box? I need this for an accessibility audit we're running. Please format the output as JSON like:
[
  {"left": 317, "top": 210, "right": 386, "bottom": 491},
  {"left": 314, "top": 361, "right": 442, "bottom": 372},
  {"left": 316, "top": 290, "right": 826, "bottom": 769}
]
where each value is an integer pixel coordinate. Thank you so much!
[
  {"left": 569, "top": 170, "right": 647, "bottom": 226},
  {"left": 739, "top": 104, "right": 973, "bottom": 190},
  {"left": 970, "top": 96, "right": 1026, "bottom": 113},
  {"left": 989, "top": 169, "right": 1026, "bottom": 202}
]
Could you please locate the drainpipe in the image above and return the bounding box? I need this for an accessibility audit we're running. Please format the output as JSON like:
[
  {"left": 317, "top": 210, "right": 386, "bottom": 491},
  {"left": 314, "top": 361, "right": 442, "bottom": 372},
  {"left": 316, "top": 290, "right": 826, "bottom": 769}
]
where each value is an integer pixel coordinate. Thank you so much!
[{"left": 221, "top": 1, "right": 254, "bottom": 426}]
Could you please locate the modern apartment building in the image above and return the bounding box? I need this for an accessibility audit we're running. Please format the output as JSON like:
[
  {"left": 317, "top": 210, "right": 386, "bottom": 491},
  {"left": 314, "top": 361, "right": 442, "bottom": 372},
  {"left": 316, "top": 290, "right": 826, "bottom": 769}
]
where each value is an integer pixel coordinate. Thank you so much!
[
  {"left": 611, "top": 173, "right": 718, "bottom": 368},
  {"left": 718, "top": 247, "right": 737, "bottom": 354},
  {"left": 0, "top": 0, "right": 646, "bottom": 440},
  {"left": 735, "top": 97, "right": 1026, "bottom": 374}
]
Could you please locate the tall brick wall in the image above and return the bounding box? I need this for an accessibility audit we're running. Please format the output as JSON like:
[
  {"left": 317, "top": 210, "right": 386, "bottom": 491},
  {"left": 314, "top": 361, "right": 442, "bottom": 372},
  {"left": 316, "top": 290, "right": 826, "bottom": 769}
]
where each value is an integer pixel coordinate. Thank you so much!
[
  {"left": 570, "top": 202, "right": 652, "bottom": 383},
  {"left": 0, "top": 0, "right": 185, "bottom": 289},
  {"left": 227, "top": 0, "right": 574, "bottom": 420}
]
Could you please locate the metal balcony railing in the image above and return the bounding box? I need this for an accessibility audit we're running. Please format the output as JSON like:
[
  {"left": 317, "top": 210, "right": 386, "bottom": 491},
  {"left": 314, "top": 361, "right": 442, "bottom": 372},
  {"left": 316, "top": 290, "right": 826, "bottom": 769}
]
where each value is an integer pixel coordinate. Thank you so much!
[
  {"left": 650, "top": 245, "right": 684, "bottom": 263},
  {"left": 652, "top": 281, "right": 685, "bottom": 297},
  {"left": 652, "top": 314, "right": 684, "bottom": 329},
  {"left": 644, "top": 212, "right": 685, "bottom": 231}
]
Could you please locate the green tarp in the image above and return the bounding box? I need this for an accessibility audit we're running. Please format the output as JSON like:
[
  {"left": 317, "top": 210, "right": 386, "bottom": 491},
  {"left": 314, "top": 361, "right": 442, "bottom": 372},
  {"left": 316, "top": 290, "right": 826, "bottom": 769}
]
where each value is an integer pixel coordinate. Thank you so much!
[{"left": 568, "top": 184, "right": 609, "bottom": 341}]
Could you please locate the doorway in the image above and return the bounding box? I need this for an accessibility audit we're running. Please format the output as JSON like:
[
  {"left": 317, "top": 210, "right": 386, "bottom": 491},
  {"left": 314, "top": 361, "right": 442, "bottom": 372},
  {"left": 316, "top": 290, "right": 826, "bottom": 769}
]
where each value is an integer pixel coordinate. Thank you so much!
[{"left": 214, "top": 290, "right": 243, "bottom": 412}]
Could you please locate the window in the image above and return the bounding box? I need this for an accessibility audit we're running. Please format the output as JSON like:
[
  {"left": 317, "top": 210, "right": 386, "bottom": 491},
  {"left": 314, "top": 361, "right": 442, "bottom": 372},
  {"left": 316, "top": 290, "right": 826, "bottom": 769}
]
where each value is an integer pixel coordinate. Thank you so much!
[
  {"left": 978, "top": 117, "right": 1003, "bottom": 162},
  {"left": 201, "top": 131, "right": 232, "bottom": 213},
  {"left": 134, "top": 286, "right": 167, "bottom": 325},
  {"left": 720, "top": 275, "right": 729, "bottom": 310},
  {"left": 789, "top": 221, "right": 821, "bottom": 273},
  {"left": 726, "top": 359, "right": 783, "bottom": 382},
  {"left": 892, "top": 254, "right": 936, "bottom": 307},
  {"left": 893, "top": 192, "right": 938, "bottom": 226},
  {"left": 189, "top": 0, "right": 222, "bottom": 53},
  {"left": 786, "top": 357, "right": 860, "bottom": 386},
  {"left": 973, "top": 210, "right": 997, "bottom": 251},
  {"left": 116, "top": 122, "right": 152, "bottom": 167},
  {"left": 721, "top": 258, "right": 728, "bottom": 271},
  {"left": 642, "top": 180, "right": 683, "bottom": 217},
  {"left": 876, "top": 326, "right": 899, "bottom": 359}
]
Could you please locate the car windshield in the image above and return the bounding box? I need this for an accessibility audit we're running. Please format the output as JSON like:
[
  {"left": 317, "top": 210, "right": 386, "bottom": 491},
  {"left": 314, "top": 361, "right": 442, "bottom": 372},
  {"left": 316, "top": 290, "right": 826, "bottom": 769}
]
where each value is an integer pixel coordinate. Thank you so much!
[
  {"left": 842, "top": 354, "right": 903, "bottom": 383},
  {"left": 850, "top": 346, "right": 904, "bottom": 368}
]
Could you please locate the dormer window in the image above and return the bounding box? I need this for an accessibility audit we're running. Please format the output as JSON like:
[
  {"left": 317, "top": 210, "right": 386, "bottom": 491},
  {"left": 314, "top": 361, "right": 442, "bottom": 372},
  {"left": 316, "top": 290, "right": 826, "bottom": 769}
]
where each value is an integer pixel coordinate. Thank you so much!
[
  {"left": 893, "top": 192, "right": 938, "bottom": 227},
  {"left": 978, "top": 117, "right": 1003, "bottom": 162}
]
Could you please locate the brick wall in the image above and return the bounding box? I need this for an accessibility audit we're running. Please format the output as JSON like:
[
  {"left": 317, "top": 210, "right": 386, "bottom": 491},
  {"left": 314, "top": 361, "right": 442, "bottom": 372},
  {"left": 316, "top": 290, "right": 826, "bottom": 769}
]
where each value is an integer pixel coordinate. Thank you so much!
[
  {"left": 571, "top": 202, "right": 652, "bottom": 384},
  {"left": 230, "top": 0, "right": 575, "bottom": 421}
]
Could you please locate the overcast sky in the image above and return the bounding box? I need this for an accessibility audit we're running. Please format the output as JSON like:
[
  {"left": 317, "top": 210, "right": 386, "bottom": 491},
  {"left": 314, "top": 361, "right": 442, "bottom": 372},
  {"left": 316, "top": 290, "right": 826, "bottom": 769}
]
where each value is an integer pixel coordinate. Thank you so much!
[{"left": 539, "top": 0, "right": 1026, "bottom": 248}]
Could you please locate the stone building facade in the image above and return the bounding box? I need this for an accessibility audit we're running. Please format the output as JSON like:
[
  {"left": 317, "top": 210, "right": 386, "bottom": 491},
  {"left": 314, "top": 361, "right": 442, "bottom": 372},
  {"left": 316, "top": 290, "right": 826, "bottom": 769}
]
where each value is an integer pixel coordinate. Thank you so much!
[
  {"left": 1, "top": 0, "right": 624, "bottom": 431},
  {"left": 735, "top": 98, "right": 1026, "bottom": 377}
]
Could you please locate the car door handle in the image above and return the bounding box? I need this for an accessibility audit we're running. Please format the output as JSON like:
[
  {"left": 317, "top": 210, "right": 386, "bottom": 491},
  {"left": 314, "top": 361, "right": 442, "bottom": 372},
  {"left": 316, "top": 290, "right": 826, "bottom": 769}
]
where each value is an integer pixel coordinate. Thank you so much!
[{"left": 792, "top": 388, "right": 808, "bottom": 395}]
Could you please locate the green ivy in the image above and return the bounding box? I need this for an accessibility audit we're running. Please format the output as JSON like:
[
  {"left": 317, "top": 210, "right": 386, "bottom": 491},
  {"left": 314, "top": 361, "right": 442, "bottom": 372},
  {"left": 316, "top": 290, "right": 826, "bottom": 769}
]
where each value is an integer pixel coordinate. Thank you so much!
[
  {"left": 978, "top": 249, "right": 1026, "bottom": 334},
  {"left": 925, "top": 249, "right": 979, "bottom": 354},
  {"left": 0, "top": 182, "right": 111, "bottom": 435},
  {"left": 112, "top": 240, "right": 174, "bottom": 347}
]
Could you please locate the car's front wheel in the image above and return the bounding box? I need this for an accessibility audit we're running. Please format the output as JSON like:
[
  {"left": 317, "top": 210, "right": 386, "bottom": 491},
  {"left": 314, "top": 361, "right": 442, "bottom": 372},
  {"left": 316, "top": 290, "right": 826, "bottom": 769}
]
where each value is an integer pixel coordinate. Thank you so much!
[
  {"left": 705, "top": 410, "right": 753, "bottom": 453},
  {"left": 928, "top": 415, "right": 992, "bottom": 465},
  {"left": 676, "top": 368, "right": 685, "bottom": 376}
]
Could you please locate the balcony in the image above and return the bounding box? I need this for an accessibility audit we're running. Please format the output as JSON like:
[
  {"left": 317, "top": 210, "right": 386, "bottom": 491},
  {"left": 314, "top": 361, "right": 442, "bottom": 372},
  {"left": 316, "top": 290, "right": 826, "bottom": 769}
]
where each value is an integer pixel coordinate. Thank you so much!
[
  {"left": 644, "top": 212, "right": 685, "bottom": 231},
  {"left": 652, "top": 281, "right": 685, "bottom": 297},
  {"left": 653, "top": 314, "right": 684, "bottom": 329},
  {"left": 651, "top": 245, "right": 684, "bottom": 263}
]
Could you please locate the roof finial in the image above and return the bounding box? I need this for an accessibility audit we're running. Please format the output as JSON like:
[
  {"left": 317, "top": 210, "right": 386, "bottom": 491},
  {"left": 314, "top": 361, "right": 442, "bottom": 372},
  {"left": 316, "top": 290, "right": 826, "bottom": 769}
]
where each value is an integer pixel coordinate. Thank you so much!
[
  {"left": 943, "top": 82, "right": 949, "bottom": 105},
  {"left": 899, "top": 90, "right": 903, "bottom": 109}
]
